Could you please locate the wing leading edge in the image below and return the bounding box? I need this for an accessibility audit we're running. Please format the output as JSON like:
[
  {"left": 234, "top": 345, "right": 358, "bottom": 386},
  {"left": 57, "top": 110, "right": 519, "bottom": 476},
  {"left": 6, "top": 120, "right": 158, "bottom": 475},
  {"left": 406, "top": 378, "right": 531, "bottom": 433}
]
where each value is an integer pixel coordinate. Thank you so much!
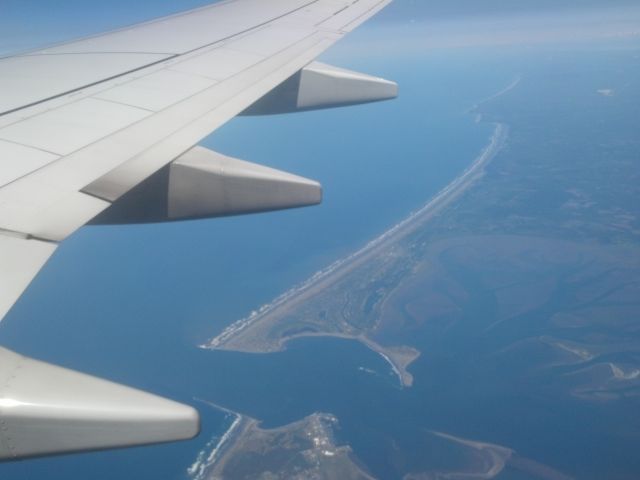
[{"left": 0, "top": 0, "right": 396, "bottom": 460}]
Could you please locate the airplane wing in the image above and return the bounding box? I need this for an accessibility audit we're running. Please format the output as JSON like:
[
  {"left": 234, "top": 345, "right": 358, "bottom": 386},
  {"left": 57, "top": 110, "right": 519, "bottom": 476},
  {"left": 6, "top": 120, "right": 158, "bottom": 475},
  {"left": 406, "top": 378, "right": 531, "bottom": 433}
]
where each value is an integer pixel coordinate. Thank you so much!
[{"left": 0, "top": 0, "right": 396, "bottom": 461}]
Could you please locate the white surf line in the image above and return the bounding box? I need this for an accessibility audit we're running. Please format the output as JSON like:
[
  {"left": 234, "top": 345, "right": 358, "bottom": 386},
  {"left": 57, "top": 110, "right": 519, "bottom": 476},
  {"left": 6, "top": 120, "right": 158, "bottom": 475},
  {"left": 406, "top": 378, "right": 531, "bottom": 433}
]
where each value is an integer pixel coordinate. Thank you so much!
[
  {"left": 469, "top": 75, "right": 522, "bottom": 113},
  {"left": 187, "top": 413, "right": 242, "bottom": 480},
  {"left": 609, "top": 363, "right": 640, "bottom": 381},
  {"left": 204, "top": 81, "right": 518, "bottom": 350},
  {"left": 377, "top": 350, "right": 403, "bottom": 382}
]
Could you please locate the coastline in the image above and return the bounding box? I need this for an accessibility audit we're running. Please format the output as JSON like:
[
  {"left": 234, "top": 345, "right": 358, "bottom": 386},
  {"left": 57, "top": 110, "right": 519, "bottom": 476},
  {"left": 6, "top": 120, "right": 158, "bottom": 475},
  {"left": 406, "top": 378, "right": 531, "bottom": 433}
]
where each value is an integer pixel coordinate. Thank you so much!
[
  {"left": 191, "top": 411, "right": 376, "bottom": 480},
  {"left": 202, "top": 79, "right": 521, "bottom": 388},
  {"left": 202, "top": 122, "right": 507, "bottom": 386},
  {"left": 188, "top": 402, "right": 251, "bottom": 480}
]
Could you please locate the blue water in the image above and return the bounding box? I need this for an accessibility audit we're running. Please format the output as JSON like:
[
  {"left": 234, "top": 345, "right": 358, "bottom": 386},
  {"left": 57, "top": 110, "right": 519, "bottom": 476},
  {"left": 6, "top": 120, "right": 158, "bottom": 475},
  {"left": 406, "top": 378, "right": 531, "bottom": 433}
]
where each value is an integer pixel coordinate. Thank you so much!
[{"left": 0, "top": 45, "right": 516, "bottom": 479}]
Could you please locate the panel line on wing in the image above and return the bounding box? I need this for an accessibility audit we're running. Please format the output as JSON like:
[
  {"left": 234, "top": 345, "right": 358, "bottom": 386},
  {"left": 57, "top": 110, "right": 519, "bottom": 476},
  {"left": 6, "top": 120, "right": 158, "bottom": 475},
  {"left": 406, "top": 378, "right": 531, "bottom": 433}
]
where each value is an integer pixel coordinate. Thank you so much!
[
  {"left": 168, "top": 0, "right": 322, "bottom": 58},
  {"left": 19, "top": 51, "right": 176, "bottom": 57},
  {"left": 0, "top": 0, "right": 324, "bottom": 118},
  {"left": 91, "top": 96, "right": 156, "bottom": 113},
  {"left": 0, "top": 27, "right": 321, "bottom": 161},
  {"left": 0, "top": 98, "right": 153, "bottom": 156},
  {"left": 0, "top": 54, "right": 179, "bottom": 118}
]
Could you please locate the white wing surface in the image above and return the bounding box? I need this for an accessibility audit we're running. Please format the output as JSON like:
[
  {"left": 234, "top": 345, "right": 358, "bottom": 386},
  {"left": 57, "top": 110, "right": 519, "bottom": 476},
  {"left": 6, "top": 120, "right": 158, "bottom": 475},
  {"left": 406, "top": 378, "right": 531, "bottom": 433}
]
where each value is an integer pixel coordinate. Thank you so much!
[{"left": 0, "top": 0, "right": 396, "bottom": 460}]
